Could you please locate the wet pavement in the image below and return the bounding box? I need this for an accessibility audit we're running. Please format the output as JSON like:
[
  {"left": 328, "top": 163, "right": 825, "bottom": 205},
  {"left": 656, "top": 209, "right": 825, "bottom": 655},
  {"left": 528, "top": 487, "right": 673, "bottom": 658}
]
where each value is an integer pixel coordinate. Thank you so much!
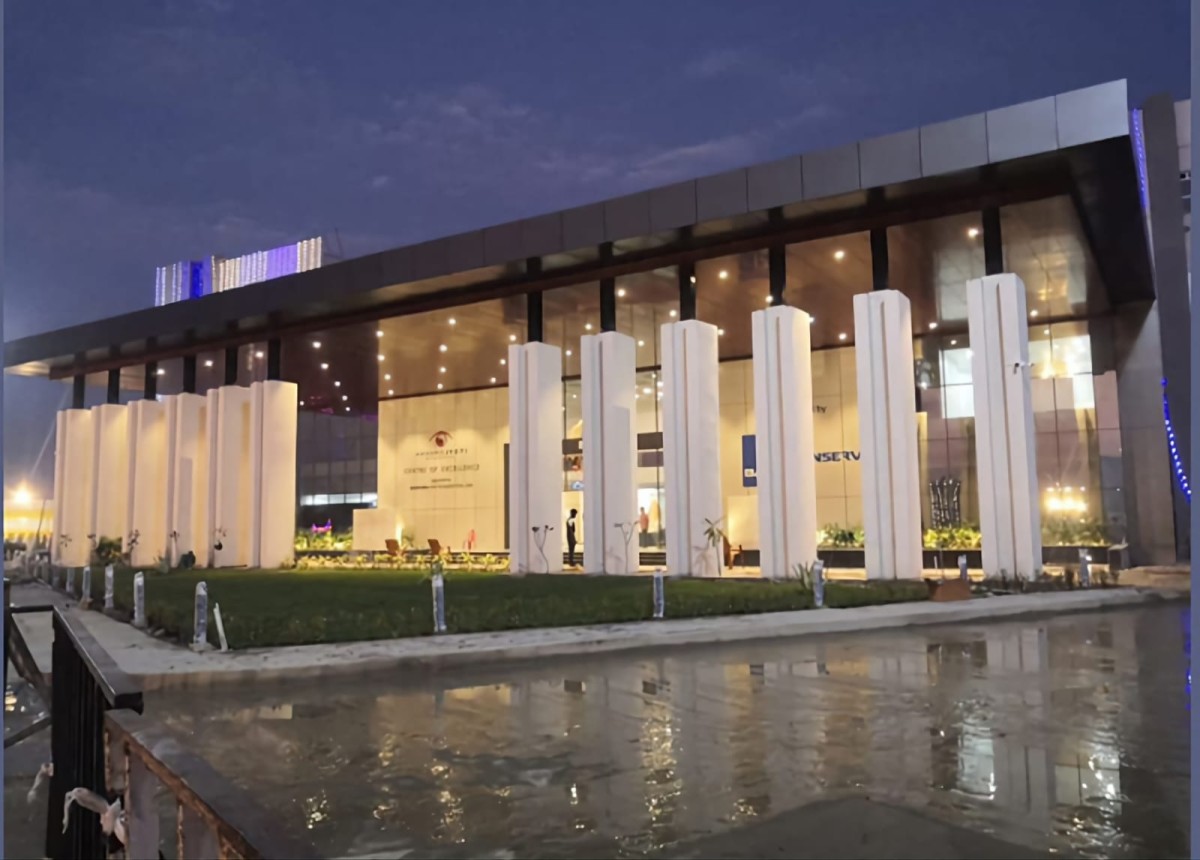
[{"left": 135, "top": 604, "right": 1191, "bottom": 859}]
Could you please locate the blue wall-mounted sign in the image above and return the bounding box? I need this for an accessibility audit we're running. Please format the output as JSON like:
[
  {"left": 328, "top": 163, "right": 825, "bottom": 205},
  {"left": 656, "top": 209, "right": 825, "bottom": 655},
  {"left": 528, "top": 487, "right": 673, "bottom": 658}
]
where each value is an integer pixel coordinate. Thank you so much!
[
  {"left": 742, "top": 435, "right": 757, "bottom": 487},
  {"left": 742, "top": 434, "right": 861, "bottom": 488}
]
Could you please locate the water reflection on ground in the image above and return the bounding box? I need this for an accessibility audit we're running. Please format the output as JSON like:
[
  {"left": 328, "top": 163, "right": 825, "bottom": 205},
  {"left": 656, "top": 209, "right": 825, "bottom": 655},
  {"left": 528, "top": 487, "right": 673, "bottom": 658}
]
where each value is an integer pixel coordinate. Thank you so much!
[{"left": 150, "top": 606, "right": 1190, "bottom": 859}]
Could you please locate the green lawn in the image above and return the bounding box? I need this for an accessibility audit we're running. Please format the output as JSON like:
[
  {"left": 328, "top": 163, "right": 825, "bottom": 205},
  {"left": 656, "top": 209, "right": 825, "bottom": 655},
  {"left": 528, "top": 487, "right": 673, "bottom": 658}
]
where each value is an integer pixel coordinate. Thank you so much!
[{"left": 79, "top": 567, "right": 928, "bottom": 649}]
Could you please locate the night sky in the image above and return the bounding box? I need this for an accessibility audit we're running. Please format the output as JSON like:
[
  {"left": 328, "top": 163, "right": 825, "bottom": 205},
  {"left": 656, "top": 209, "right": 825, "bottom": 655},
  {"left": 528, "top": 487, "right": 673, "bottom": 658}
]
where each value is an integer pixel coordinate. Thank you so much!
[{"left": 3, "top": 0, "right": 1190, "bottom": 493}]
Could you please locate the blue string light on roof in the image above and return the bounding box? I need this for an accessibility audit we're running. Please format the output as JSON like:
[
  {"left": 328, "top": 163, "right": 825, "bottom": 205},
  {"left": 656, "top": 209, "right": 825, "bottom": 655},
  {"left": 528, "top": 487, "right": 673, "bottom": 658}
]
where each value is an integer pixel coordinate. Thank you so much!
[{"left": 1162, "top": 378, "right": 1191, "bottom": 503}]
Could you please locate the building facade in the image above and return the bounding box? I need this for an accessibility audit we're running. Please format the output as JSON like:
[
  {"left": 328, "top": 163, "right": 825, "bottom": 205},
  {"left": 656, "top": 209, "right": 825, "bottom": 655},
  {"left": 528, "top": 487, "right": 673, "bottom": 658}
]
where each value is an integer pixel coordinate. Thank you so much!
[{"left": 6, "top": 80, "right": 1190, "bottom": 573}]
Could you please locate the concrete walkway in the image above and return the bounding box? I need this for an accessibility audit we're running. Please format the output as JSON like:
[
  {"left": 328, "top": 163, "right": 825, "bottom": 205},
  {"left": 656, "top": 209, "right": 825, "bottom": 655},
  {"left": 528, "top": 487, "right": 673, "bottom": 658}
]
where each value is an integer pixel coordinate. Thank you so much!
[{"left": 9, "top": 580, "right": 1183, "bottom": 691}]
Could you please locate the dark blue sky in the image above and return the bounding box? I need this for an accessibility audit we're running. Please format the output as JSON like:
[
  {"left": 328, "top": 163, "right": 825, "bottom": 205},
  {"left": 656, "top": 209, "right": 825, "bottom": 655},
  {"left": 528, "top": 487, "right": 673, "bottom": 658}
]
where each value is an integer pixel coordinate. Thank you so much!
[{"left": 2, "top": 0, "right": 1190, "bottom": 490}]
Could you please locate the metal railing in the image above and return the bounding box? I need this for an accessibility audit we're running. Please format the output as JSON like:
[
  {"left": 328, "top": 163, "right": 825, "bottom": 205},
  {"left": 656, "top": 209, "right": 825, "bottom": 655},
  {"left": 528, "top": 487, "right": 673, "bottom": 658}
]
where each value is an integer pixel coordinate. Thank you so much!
[
  {"left": 33, "top": 595, "right": 315, "bottom": 859},
  {"left": 48, "top": 606, "right": 144, "bottom": 860},
  {"left": 106, "top": 710, "right": 319, "bottom": 860}
]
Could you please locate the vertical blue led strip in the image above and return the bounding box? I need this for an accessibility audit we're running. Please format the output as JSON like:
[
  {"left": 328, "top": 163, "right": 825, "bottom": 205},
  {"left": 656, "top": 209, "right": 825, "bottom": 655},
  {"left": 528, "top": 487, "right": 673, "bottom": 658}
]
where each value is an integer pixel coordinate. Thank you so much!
[{"left": 1162, "top": 378, "right": 1191, "bottom": 502}]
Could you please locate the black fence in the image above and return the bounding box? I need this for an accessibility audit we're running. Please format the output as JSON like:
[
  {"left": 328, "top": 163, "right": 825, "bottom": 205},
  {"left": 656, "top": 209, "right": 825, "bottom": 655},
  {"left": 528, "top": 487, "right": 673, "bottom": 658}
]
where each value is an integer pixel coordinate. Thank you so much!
[{"left": 47, "top": 606, "right": 144, "bottom": 860}]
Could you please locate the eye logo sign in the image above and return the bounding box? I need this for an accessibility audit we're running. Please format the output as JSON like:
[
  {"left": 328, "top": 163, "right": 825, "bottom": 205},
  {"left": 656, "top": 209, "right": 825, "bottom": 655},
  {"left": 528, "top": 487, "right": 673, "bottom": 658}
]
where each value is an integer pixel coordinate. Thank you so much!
[{"left": 429, "top": 430, "right": 453, "bottom": 449}]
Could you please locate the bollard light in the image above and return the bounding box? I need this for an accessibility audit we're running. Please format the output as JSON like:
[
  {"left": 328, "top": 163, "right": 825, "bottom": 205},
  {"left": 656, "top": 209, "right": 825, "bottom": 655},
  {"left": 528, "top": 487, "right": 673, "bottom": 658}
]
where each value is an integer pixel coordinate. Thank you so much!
[
  {"left": 192, "top": 582, "right": 210, "bottom": 651},
  {"left": 652, "top": 570, "right": 665, "bottom": 620},
  {"left": 431, "top": 573, "right": 447, "bottom": 633},
  {"left": 66, "top": 567, "right": 76, "bottom": 597},
  {"left": 813, "top": 560, "right": 826, "bottom": 608},
  {"left": 81, "top": 566, "right": 92, "bottom": 609},
  {"left": 958, "top": 554, "right": 969, "bottom": 583},
  {"left": 104, "top": 566, "right": 114, "bottom": 611},
  {"left": 133, "top": 572, "right": 146, "bottom": 629},
  {"left": 1078, "top": 549, "right": 1091, "bottom": 588}
]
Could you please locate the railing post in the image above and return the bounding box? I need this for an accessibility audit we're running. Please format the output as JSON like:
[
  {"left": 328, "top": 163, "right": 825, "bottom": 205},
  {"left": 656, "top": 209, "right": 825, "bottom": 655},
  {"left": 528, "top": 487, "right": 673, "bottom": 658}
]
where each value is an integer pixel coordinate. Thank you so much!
[
  {"left": 125, "top": 756, "right": 160, "bottom": 859},
  {"left": 178, "top": 802, "right": 220, "bottom": 860}
]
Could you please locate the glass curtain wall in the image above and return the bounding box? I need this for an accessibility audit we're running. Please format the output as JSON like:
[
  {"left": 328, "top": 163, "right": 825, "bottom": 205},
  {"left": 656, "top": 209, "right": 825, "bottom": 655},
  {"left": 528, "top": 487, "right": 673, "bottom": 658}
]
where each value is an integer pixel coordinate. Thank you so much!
[{"left": 616, "top": 267, "right": 677, "bottom": 552}]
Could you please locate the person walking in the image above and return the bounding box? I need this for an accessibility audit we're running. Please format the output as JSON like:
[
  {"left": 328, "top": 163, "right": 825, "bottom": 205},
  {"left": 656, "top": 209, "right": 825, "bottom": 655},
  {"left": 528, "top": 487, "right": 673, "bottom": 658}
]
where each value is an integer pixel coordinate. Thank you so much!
[{"left": 566, "top": 508, "right": 579, "bottom": 568}]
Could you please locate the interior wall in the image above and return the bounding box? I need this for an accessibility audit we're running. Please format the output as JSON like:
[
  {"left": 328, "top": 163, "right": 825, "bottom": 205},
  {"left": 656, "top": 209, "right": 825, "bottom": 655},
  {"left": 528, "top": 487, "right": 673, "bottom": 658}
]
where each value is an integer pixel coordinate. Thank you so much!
[{"left": 378, "top": 387, "right": 509, "bottom": 552}]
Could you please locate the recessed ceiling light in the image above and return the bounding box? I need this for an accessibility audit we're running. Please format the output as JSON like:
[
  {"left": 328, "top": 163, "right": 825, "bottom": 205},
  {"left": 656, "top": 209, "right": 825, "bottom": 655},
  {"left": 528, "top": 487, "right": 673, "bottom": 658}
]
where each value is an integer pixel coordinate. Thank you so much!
[
  {"left": 376, "top": 330, "right": 383, "bottom": 338},
  {"left": 345, "top": 406, "right": 350, "bottom": 412},
  {"left": 1029, "top": 309, "right": 1039, "bottom": 318},
  {"left": 342, "top": 395, "right": 348, "bottom": 401},
  {"left": 656, "top": 380, "right": 663, "bottom": 388},
  {"left": 334, "top": 380, "right": 341, "bottom": 387},
  {"left": 312, "top": 341, "right": 321, "bottom": 349},
  {"left": 439, "top": 344, "right": 448, "bottom": 352},
  {"left": 718, "top": 270, "right": 728, "bottom": 280},
  {"left": 500, "top": 358, "right": 507, "bottom": 366},
  {"left": 448, "top": 317, "right": 456, "bottom": 326},
  {"left": 669, "top": 309, "right": 677, "bottom": 318},
  {"left": 637, "top": 340, "right": 645, "bottom": 347},
  {"left": 810, "top": 316, "right": 816, "bottom": 324},
  {"left": 617, "top": 288, "right": 626, "bottom": 298},
  {"left": 584, "top": 323, "right": 593, "bottom": 331},
  {"left": 1044, "top": 327, "right": 1050, "bottom": 335},
  {"left": 718, "top": 328, "right": 725, "bottom": 336},
  {"left": 204, "top": 360, "right": 213, "bottom": 368},
  {"left": 689, "top": 275, "right": 696, "bottom": 284},
  {"left": 490, "top": 377, "right": 497, "bottom": 384},
  {"left": 388, "top": 389, "right": 394, "bottom": 396},
  {"left": 834, "top": 250, "right": 847, "bottom": 261},
  {"left": 156, "top": 368, "right": 165, "bottom": 376},
  {"left": 838, "top": 332, "right": 848, "bottom": 341},
  {"left": 967, "top": 227, "right": 980, "bottom": 239},
  {"left": 436, "top": 383, "right": 444, "bottom": 391},
  {"left": 384, "top": 373, "right": 391, "bottom": 381},
  {"left": 928, "top": 322, "right": 938, "bottom": 330},
  {"left": 299, "top": 400, "right": 305, "bottom": 406},
  {"left": 377, "top": 354, "right": 385, "bottom": 362},
  {"left": 509, "top": 334, "right": 517, "bottom": 342},
  {"left": 255, "top": 351, "right": 264, "bottom": 359},
  {"left": 565, "top": 349, "right": 573, "bottom": 357},
  {"left": 321, "top": 362, "right": 329, "bottom": 370},
  {"left": 439, "top": 367, "right": 447, "bottom": 373},
  {"left": 950, "top": 339, "right": 958, "bottom": 346},
  {"left": 766, "top": 295, "right": 773, "bottom": 304},
  {"left": 642, "top": 387, "right": 652, "bottom": 394},
  {"left": 572, "top": 393, "right": 578, "bottom": 399}
]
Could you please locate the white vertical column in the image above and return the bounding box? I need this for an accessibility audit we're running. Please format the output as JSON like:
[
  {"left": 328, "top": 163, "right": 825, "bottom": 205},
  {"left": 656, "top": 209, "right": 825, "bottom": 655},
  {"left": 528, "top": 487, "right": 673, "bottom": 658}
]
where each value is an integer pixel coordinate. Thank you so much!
[
  {"left": 508, "top": 342, "right": 563, "bottom": 574},
  {"left": 204, "top": 389, "right": 221, "bottom": 567},
  {"left": 253, "top": 380, "right": 299, "bottom": 569},
  {"left": 58, "top": 409, "right": 95, "bottom": 567},
  {"left": 661, "top": 319, "right": 723, "bottom": 577},
  {"left": 854, "top": 290, "right": 922, "bottom": 580},
  {"left": 52, "top": 411, "right": 68, "bottom": 564},
  {"left": 126, "top": 399, "right": 168, "bottom": 567},
  {"left": 213, "top": 385, "right": 253, "bottom": 567},
  {"left": 581, "top": 331, "right": 638, "bottom": 574},
  {"left": 968, "top": 273, "right": 1042, "bottom": 578},
  {"left": 89, "top": 404, "right": 130, "bottom": 546},
  {"left": 168, "top": 393, "right": 208, "bottom": 566},
  {"left": 752, "top": 305, "right": 818, "bottom": 579}
]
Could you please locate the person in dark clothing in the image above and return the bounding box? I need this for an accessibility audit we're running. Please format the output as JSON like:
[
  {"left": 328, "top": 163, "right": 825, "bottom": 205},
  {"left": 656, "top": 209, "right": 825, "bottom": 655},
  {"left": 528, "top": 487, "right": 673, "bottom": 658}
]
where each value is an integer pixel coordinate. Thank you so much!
[{"left": 566, "top": 508, "right": 578, "bottom": 568}]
